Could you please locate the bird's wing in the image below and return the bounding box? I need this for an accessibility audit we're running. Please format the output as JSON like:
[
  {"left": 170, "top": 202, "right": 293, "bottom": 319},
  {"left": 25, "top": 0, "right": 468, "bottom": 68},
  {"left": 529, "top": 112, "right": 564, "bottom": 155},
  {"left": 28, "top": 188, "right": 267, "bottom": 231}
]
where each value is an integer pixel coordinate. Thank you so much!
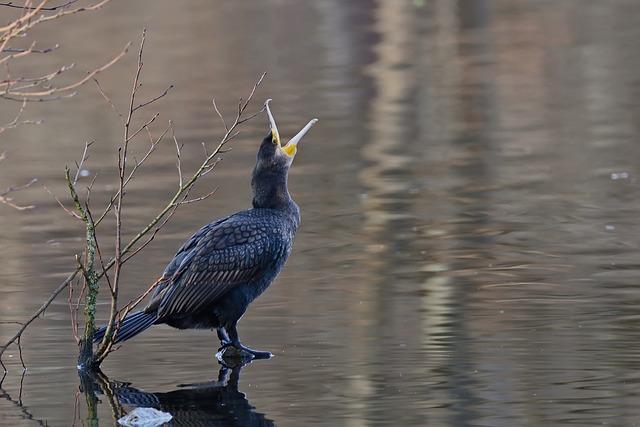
[
  {"left": 143, "top": 217, "right": 231, "bottom": 310},
  {"left": 161, "top": 216, "right": 230, "bottom": 279},
  {"left": 149, "top": 213, "right": 286, "bottom": 320}
]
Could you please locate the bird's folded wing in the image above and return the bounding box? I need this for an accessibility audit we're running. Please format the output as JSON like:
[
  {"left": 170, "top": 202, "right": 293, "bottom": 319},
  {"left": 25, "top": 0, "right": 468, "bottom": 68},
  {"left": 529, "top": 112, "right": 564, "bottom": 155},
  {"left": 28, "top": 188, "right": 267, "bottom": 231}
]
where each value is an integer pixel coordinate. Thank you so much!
[
  {"left": 161, "top": 217, "right": 229, "bottom": 279},
  {"left": 151, "top": 217, "right": 281, "bottom": 319}
]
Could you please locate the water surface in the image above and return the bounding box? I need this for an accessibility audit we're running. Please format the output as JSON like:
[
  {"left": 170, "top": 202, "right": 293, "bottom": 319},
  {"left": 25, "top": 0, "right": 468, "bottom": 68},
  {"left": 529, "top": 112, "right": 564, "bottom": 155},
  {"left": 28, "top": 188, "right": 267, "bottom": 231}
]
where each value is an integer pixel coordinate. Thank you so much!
[{"left": 2, "top": 1, "right": 640, "bottom": 426}]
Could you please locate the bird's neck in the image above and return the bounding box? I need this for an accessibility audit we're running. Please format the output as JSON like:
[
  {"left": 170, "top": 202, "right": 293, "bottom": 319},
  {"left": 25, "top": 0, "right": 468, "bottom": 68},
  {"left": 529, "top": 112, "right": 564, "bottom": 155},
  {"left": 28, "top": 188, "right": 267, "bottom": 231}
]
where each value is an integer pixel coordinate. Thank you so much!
[{"left": 251, "top": 168, "right": 293, "bottom": 210}]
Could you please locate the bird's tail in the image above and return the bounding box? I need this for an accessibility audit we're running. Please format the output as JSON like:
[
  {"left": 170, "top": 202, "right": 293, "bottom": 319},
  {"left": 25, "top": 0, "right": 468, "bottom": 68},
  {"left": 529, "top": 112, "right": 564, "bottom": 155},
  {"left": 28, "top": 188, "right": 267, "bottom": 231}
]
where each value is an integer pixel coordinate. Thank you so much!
[{"left": 93, "top": 311, "right": 156, "bottom": 345}]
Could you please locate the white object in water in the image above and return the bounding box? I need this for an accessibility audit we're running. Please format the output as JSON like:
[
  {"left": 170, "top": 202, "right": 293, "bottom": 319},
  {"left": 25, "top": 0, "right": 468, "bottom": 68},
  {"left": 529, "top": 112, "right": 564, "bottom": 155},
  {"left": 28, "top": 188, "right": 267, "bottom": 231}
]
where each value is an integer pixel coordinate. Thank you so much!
[{"left": 117, "top": 407, "right": 172, "bottom": 427}]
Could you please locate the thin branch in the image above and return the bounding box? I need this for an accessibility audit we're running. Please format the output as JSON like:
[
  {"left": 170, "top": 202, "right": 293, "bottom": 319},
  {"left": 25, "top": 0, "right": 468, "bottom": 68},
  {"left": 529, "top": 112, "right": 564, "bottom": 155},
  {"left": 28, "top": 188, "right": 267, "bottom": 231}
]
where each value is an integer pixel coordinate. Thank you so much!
[
  {"left": 0, "top": 98, "right": 41, "bottom": 134},
  {"left": 122, "top": 123, "right": 170, "bottom": 187},
  {"left": 0, "top": 63, "right": 74, "bottom": 87},
  {"left": 179, "top": 187, "right": 218, "bottom": 205},
  {"left": 171, "top": 121, "right": 183, "bottom": 188},
  {"left": 2, "top": 44, "right": 59, "bottom": 54},
  {"left": 0, "top": 177, "right": 37, "bottom": 197},
  {"left": 0, "top": 269, "right": 80, "bottom": 368},
  {"left": 68, "top": 278, "right": 79, "bottom": 343},
  {"left": 1, "top": 42, "right": 129, "bottom": 99},
  {"left": 125, "top": 112, "right": 159, "bottom": 142},
  {"left": 0, "top": 177, "right": 37, "bottom": 210},
  {"left": 43, "top": 184, "right": 80, "bottom": 219},
  {"left": 120, "top": 188, "right": 189, "bottom": 265},
  {"left": 94, "top": 28, "right": 146, "bottom": 360},
  {"left": 73, "top": 140, "right": 93, "bottom": 184},
  {"left": 131, "top": 84, "right": 173, "bottom": 113},
  {"left": 93, "top": 78, "right": 123, "bottom": 121},
  {"left": 0, "top": 91, "right": 77, "bottom": 102},
  {"left": 115, "top": 276, "right": 163, "bottom": 323},
  {"left": 0, "top": 0, "right": 111, "bottom": 35},
  {"left": 0, "top": 0, "right": 79, "bottom": 11},
  {"left": 212, "top": 97, "right": 228, "bottom": 131}
]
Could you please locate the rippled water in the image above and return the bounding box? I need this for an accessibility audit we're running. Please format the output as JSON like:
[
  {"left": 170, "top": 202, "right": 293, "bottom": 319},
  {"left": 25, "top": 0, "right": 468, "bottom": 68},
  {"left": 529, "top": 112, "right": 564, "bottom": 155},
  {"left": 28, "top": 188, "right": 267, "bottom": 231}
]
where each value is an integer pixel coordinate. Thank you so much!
[{"left": 3, "top": 1, "right": 640, "bottom": 426}]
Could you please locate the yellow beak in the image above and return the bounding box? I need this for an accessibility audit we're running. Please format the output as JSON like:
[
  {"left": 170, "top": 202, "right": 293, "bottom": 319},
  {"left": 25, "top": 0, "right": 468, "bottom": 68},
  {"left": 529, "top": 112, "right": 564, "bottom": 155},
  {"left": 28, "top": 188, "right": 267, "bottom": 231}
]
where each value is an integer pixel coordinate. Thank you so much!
[{"left": 265, "top": 99, "right": 318, "bottom": 158}]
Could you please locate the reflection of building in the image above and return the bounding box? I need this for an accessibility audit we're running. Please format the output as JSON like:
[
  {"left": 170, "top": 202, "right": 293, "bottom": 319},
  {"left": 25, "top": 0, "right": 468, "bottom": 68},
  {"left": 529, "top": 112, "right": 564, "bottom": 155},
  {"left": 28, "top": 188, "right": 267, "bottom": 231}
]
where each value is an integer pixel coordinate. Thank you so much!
[{"left": 2, "top": 0, "right": 640, "bottom": 425}]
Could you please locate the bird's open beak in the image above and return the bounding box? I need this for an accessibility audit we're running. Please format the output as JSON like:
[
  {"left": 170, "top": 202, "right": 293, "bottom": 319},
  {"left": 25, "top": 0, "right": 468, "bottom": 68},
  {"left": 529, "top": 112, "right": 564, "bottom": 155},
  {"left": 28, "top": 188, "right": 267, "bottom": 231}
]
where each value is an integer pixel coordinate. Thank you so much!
[{"left": 265, "top": 99, "right": 318, "bottom": 158}]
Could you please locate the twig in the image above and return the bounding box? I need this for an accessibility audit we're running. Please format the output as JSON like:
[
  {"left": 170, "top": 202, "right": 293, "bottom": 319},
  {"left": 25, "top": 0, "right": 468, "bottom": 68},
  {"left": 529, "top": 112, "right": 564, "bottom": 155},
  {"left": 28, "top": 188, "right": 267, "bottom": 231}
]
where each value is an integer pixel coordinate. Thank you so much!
[
  {"left": 125, "top": 112, "right": 159, "bottom": 142},
  {"left": 116, "top": 277, "right": 163, "bottom": 321},
  {"left": 0, "top": 0, "right": 79, "bottom": 11},
  {"left": 131, "top": 84, "right": 173, "bottom": 113},
  {"left": 171, "top": 121, "right": 183, "bottom": 187},
  {"left": 2, "top": 44, "right": 59, "bottom": 54},
  {"left": 43, "top": 184, "right": 80, "bottom": 219},
  {"left": 68, "top": 278, "right": 79, "bottom": 343},
  {"left": 73, "top": 140, "right": 93, "bottom": 184},
  {"left": 93, "top": 77, "right": 123, "bottom": 120},
  {"left": 179, "top": 187, "right": 218, "bottom": 205},
  {"left": 94, "top": 29, "right": 147, "bottom": 361},
  {"left": 212, "top": 97, "right": 228, "bottom": 131},
  {"left": 1, "top": 42, "right": 130, "bottom": 99},
  {"left": 0, "top": 177, "right": 37, "bottom": 210},
  {"left": 0, "top": 99, "right": 41, "bottom": 134},
  {"left": 0, "top": 269, "right": 79, "bottom": 369}
]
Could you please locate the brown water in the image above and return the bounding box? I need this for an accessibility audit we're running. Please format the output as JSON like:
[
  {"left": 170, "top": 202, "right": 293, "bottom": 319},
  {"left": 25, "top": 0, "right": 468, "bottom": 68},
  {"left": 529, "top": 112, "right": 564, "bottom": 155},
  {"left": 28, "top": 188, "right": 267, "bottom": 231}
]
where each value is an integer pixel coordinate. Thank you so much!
[{"left": 2, "top": 1, "right": 640, "bottom": 426}]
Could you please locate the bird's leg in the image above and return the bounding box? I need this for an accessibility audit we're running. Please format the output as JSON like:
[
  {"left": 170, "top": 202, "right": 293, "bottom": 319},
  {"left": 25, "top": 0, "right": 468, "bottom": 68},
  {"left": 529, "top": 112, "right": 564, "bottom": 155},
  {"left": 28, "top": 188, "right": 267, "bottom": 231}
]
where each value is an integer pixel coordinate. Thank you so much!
[
  {"left": 217, "top": 327, "right": 231, "bottom": 349},
  {"left": 226, "top": 324, "right": 273, "bottom": 359}
]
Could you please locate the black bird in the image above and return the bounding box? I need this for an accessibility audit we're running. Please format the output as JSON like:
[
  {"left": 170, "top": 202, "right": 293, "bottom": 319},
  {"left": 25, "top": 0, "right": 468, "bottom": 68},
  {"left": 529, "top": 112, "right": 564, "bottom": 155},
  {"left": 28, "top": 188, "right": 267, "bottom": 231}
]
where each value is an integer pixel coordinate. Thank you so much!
[{"left": 94, "top": 100, "right": 317, "bottom": 359}]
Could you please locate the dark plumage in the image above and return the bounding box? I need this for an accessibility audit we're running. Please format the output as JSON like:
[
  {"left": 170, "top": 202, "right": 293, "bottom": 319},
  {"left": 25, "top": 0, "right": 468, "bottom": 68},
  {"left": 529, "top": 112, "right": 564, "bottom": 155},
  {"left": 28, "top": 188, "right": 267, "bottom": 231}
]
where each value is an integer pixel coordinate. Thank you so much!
[{"left": 94, "top": 101, "right": 317, "bottom": 358}]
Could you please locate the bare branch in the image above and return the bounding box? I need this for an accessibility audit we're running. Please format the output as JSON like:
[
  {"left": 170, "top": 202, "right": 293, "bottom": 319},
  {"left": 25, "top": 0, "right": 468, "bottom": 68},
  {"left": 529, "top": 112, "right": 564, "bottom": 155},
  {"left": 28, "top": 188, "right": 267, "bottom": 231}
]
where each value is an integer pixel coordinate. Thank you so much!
[
  {"left": 0, "top": 177, "right": 37, "bottom": 210},
  {"left": 125, "top": 112, "right": 159, "bottom": 142},
  {"left": 116, "top": 276, "right": 163, "bottom": 321},
  {"left": 2, "top": 44, "right": 59, "bottom": 54},
  {"left": 0, "top": 269, "right": 80, "bottom": 368},
  {"left": 179, "top": 187, "right": 218, "bottom": 205},
  {"left": 1, "top": 63, "right": 74, "bottom": 87},
  {"left": 212, "top": 97, "right": 228, "bottom": 131},
  {"left": 43, "top": 184, "right": 80, "bottom": 219},
  {"left": 171, "top": 121, "right": 183, "bottom": 188},
  {"left": 73, "top": 140, "right": 93, "bottom": 184},
  {"left": 95, "top": 28, "right": 146, "bottom": 361},
  {"left": 123, "top": 123, "right": 170, "bottom": 187},
  {"left": 0, "top": 99, "right": 41, "bottom": 134},
  {"left": 0, "top": 0, "right": 79, "bottom": 11},
  {"left": 131, "top": 84, "right": 173, "bottom": 113},
  {"left": 93, "top": 78, "right": 123, "bottom": 121},
  {"left": 1, "top": 42, "right": 130, "bottom": 99}
]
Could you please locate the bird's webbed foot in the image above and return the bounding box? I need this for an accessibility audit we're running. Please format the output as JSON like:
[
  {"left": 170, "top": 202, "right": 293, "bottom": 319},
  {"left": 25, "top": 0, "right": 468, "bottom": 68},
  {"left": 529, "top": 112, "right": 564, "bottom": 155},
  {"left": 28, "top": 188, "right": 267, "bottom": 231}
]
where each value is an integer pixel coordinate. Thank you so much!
[
  {"left": 218, "top": 325, "right": 272, "bottom": 360},
  {"left": 217, "top": 341, "right": 272, "bottom": 360},
  {"left": 234, "top": 342, "right": 273, "bottom": 359}
]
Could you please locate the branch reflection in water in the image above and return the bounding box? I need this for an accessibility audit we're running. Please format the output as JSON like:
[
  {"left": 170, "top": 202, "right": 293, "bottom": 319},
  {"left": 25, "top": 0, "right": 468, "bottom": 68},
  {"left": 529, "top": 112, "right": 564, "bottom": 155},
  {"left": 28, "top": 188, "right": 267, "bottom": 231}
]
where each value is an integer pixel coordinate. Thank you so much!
[{"left": 78, "top": 361, "right": 275, "bottom": 427}]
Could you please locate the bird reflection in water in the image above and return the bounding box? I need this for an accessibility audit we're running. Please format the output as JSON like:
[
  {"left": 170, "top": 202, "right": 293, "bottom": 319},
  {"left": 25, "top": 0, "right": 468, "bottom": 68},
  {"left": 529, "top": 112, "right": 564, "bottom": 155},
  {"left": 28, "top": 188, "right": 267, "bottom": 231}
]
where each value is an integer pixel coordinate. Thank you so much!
[{"left": 82, "top": 360, "right": 275, "bottom": 427}]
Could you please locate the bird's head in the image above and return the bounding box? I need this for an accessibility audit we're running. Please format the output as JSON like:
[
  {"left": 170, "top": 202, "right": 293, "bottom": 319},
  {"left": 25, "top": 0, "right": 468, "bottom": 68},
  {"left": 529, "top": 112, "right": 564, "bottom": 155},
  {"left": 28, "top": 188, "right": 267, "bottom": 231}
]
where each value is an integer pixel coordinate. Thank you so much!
[
  {"left": 252, "top": 99, "right": 317, "bottom": 209},
  {"left": 256, "top": 99, "right": 318, "bottom": 169}
]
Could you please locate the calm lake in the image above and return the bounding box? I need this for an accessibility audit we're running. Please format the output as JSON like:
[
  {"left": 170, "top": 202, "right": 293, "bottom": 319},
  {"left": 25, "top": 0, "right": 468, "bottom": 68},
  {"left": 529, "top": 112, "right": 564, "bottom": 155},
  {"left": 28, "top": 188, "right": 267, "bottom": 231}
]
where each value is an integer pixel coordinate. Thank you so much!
[{"left": 3, "top": 1, "right": 640, "bottom": 426}]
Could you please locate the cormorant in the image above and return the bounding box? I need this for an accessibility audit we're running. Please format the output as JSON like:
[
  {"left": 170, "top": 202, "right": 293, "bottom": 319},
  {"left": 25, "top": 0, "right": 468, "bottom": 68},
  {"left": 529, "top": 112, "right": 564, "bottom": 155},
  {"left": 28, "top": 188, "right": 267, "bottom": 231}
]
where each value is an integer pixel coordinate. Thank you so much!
[{"left": 94, "top": 100, "right": 317, "bottom": 359}]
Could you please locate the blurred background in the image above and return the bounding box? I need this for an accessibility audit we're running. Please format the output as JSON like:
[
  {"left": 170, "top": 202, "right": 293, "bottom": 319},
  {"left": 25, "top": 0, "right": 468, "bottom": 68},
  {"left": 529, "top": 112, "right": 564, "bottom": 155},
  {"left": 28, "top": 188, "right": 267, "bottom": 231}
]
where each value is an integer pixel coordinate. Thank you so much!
[{"left": 2, "top": 0, "right": 640, "bottom": 425}]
